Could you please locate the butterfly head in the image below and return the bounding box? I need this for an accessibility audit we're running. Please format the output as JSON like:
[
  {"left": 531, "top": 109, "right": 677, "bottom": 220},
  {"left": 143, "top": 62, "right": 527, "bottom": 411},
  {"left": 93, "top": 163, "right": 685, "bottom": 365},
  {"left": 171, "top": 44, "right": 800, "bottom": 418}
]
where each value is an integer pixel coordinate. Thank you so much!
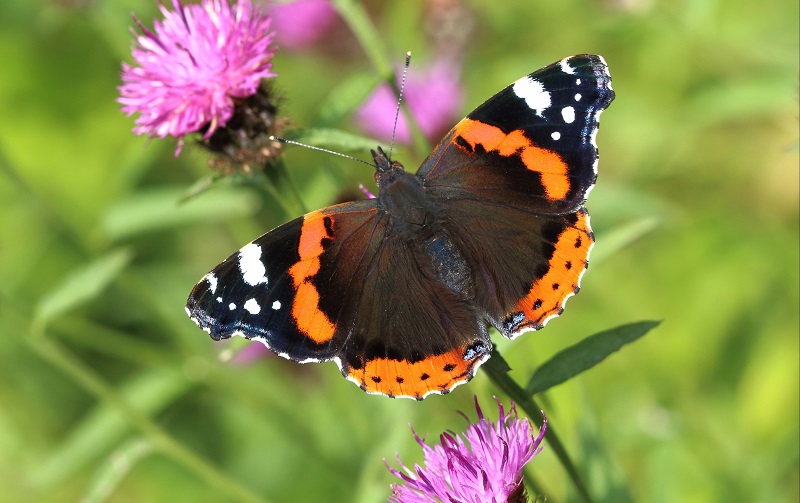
[{"left": 371, "top": 146, "right": 407, "bottom": 188}]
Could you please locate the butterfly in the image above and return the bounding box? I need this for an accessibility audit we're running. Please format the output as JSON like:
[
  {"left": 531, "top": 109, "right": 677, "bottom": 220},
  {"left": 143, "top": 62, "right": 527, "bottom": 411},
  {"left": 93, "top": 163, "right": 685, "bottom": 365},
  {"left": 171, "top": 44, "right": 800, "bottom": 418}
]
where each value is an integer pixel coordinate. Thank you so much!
[{"left": 186, "top": 54, "right": 615, "bottom": 399}]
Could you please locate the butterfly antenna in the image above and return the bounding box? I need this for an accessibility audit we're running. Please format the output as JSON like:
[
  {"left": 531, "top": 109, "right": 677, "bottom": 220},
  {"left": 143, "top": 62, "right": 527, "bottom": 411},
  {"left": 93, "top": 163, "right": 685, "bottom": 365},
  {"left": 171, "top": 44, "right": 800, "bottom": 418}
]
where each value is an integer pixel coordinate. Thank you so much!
[
  {"left": 388, "top": 51, "right": 412, "bottom": 161},
  {"left": 269, "top": 136, "right": 375, "bottom": 168}
]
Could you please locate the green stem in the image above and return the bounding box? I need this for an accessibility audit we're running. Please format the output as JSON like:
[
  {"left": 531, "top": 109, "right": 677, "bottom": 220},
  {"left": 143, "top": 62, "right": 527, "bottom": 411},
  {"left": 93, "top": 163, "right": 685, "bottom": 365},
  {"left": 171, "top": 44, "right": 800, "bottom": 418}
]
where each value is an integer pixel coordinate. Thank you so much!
[
  {"left": 251, "top": 169, "right": 302, "bottom": 218},
  {"left": 330, "top": 0, "right": 429, "bottom": 157},
  {"left": 29, "top": 336, "right": 270, "bottom": 503},
  {"left": 82, "top": 437, "right": 155, "bottom": 503},
  {"left": 484, "top": 353, "right": 594, "bottom": 503},
  {"left": 272, "top": 159, "right": 308, "bottom": 214},
  {"left": 331, "top": 0, "right": 392, "bottom": 80}
]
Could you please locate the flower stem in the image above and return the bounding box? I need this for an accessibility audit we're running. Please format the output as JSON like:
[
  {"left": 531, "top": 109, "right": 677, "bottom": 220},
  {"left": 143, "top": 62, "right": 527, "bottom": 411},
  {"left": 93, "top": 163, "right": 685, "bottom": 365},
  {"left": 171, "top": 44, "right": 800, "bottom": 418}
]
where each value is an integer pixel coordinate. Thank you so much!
[
  {"left": 272, "top": 158, "right": 308, "bottom": 214},
  {"left": 330, "top": 0, "right": 392, "bottom": 80},
  {"left": 484, "top": 352, "right": 594, "bottom": 503},
  {"left": 330, "top": 0, "right": 429, "bottom": 157}
]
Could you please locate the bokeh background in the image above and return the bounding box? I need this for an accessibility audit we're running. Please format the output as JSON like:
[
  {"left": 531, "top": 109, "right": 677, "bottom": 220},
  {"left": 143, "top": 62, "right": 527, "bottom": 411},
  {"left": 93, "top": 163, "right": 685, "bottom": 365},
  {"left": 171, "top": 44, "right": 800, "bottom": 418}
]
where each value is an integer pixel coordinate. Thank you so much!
[{"left": 0, "top": 0, "right": 797, "bottom": 502}]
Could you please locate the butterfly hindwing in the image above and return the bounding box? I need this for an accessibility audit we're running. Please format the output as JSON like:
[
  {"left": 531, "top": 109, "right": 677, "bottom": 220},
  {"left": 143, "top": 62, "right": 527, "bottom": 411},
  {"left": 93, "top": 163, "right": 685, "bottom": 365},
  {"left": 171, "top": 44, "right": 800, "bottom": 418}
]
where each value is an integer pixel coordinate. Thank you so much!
[{"left": 334, "top": 222, "right": 492, "bottom": 399}]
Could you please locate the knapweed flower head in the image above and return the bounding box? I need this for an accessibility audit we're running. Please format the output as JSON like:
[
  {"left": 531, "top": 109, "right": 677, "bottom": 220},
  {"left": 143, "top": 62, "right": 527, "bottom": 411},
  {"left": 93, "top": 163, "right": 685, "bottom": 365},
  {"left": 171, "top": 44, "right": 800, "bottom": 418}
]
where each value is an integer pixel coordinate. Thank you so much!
[
  {"left": 355, "top": 59, "right": 463, "bottom": 145},
  {"left": 264, "top": 0, "right": 339, "bottom": 51},
  {"left": 387, "top": 397, "right": 546, "bottom": 503},
  {"left": 119, "top": 0, "right": 277, "bottom": 154}
]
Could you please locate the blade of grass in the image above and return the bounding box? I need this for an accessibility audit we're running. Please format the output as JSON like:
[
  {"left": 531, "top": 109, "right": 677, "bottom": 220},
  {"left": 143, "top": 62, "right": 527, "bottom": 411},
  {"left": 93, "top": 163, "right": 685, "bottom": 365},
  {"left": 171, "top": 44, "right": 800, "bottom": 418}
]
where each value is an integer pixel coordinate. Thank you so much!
[
  {"left": 32, "top": 366, "right": 191, "bottom": 489},
  {"left": 34, "top": 249, "right": 132, "bottom": 331},
  {"left": 28, "top": 335, "right": 269, "bottom": 503},
  {"left": 80, "top": 437, "right": 154, "bottom": 503}
]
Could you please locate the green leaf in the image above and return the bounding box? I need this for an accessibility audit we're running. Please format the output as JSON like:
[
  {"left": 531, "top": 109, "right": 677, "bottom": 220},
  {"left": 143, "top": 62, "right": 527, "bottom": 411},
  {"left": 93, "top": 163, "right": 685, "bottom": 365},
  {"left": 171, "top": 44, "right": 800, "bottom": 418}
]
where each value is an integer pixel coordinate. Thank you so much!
[
  {"left": 526, "top": 321, "right": 660, "bottom": 396},
  {"left": 101, "top": 185, "right": 260, "bottom": 241},
  {"left": 34, "top": 249, "right": 132, "bottom": 330},
  {"left": 285, "top": 127, "right": 380, "bottom": 153},
  {"left": 485, "top": 345, "right": 513, "bottom": 374}
]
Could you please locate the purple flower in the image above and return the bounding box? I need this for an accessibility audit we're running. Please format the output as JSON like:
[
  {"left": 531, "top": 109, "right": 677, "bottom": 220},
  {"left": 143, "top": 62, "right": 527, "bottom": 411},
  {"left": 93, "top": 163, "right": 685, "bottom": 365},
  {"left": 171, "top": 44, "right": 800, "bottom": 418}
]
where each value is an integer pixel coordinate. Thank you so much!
[
  {"left": 355, "top": 60, "right": 463, "bottom": 145},
  {"left": 119, "top": 0, "right": 277, "bottom": 153},
  {"left": 229, "top": 340, "right": 273, "bottom": 364},
  {"left": 386, "top": 398, "right": 546, "bottom": 503},
  {"left": 264, "top": 0, "right": 339, "bottom": 51}
]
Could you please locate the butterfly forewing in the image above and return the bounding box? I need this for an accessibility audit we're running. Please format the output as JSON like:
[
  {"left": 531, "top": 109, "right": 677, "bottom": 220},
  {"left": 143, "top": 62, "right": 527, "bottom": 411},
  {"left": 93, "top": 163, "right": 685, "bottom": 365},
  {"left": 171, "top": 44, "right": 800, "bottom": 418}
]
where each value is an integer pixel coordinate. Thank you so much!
[
  {"left": 186, "top": 201, "right": 380, "bottom": 362},
  {"left": 419, "top": 54, "right": 613, "bottom": 214}
]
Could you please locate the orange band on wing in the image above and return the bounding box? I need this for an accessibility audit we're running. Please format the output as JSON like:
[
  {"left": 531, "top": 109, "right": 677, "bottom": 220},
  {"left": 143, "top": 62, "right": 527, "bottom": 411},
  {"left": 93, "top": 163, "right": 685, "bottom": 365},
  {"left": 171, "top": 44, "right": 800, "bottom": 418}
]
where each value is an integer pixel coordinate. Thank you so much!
[
  {"left": 347, "top": 344, "right": 487, "bottom": 399},
  {"left": 288, "top": 211, "right": 336, "bottom": 344},
  {"left": 453, "top": 119, "right": 570, "bottom": 200},
  {"left": 514, "top": 209, "right": 593, "bottom": 330}
]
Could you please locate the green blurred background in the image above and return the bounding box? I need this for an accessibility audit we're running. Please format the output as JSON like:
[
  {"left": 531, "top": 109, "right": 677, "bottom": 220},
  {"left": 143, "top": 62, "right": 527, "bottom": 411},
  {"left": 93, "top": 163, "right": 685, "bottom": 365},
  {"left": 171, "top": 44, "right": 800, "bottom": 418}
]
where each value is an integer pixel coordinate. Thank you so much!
[{"left": 0, "top": 0, "right": 797, "bottom": 502}]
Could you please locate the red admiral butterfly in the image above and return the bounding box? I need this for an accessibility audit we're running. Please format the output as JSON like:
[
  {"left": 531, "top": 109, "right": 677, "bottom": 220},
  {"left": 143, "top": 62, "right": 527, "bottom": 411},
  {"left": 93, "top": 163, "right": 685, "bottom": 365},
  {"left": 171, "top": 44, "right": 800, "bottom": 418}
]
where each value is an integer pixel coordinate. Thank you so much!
[{"left": 186, "top": 55, "right": 614, "bottom": 399}]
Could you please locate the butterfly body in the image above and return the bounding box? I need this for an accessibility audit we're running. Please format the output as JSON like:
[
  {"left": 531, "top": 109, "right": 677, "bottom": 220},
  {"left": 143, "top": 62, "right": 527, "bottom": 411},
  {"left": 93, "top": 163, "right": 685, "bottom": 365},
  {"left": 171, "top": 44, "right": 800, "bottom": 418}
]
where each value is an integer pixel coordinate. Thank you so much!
[{"left": 187, "top": 55, "right": 614, "bottom": 399}]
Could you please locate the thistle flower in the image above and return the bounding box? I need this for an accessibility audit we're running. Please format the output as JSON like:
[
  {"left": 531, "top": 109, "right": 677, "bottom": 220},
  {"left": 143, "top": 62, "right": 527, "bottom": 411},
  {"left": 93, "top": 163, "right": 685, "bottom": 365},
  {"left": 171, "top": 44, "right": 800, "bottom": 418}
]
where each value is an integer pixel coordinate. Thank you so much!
[
  {"left": 264, "top": 0, "right": 339, "bottom": 51},
  {"left": 119, "top": 0, "right": 277, "bottom": 154},
  {"left": 386, "top": 398, "right": 546, "bottom": 503},
  {"left": 355, "top": 59, "right": 463, "bottom": 145},
  {"left": 229, "top": 340, "right": 273, "bottom": 364}
]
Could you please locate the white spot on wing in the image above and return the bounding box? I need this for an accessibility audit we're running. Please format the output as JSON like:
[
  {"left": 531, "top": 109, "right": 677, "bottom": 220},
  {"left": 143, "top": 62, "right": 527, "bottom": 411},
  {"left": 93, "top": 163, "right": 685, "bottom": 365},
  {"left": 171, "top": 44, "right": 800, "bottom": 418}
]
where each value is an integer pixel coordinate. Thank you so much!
[
  {"left": 228, "top": 303, "right": 236, "bottom": 311},
  {"left": 216, "top": 297, "right": 223, "bottom": 303},
  {"left": 576, "top": 78, "right": 581, "bottom": 85},
  {"left": 575, "top": 93, "right": 582, "bottom": 101},
  {"left": 561, "top": 106, "right": 576, "bottom": 123},
  {"left": 559, "top": 58, "right": 576, "bottom": 75},
  {"left": 204, "top": 273, "right": 218, "bottom": 293},
  {"left": 184, "top": 306, "right": 191, "bottom": 316},
  {"left": 551, "top": 131, "right": 561, "bottom": 140},
  {"left": 272, "top": 300, "right": 281, "bottom": 310},
  {"left": 244, "top": 298, "right": 261, "bottom": 315},
  {"left": 238, "top": 243, "right": 268, "bottom": 286},
  {"left": 512, "top": 76, "right": 551, "bottom": 116}
]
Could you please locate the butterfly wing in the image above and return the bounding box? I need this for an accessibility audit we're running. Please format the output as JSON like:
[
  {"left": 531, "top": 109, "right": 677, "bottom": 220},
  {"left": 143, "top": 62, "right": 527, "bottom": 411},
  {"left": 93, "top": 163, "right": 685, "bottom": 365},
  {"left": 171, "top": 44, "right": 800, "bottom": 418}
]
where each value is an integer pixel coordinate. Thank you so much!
[
  {"left": 187, "top": 199, "right": 491, "bottom": 399},
  {"left": 417, "top": 54, "right": 614, "bottom": 337},
  {"left": 333, "top": 227, "right": 492, "bottom": 399},
  {"left": 186, "top": 200, "right": 382, "bottom": 362}
]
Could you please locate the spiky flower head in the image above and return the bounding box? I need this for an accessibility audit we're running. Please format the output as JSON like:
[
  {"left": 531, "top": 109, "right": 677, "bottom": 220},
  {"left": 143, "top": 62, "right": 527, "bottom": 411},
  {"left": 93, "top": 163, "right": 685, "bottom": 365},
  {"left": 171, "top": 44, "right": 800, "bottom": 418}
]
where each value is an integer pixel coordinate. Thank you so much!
[
  {"left": 387, "top": 397, "right": 546, "bottom": 503},
  {"left": 119, "top": 0, "right": 277, "bottom": 154}
]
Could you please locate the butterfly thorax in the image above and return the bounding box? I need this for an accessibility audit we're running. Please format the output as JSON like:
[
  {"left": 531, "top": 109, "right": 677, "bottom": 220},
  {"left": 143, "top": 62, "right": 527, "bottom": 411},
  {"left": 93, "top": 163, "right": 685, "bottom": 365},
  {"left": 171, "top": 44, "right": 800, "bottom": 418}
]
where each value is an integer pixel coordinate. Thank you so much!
[
  {"left": 371, "top": 147, "right": 474, "bottom": 298},
  {"left": 372, "top": 147, "right": 431, "bottom": 230}
]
